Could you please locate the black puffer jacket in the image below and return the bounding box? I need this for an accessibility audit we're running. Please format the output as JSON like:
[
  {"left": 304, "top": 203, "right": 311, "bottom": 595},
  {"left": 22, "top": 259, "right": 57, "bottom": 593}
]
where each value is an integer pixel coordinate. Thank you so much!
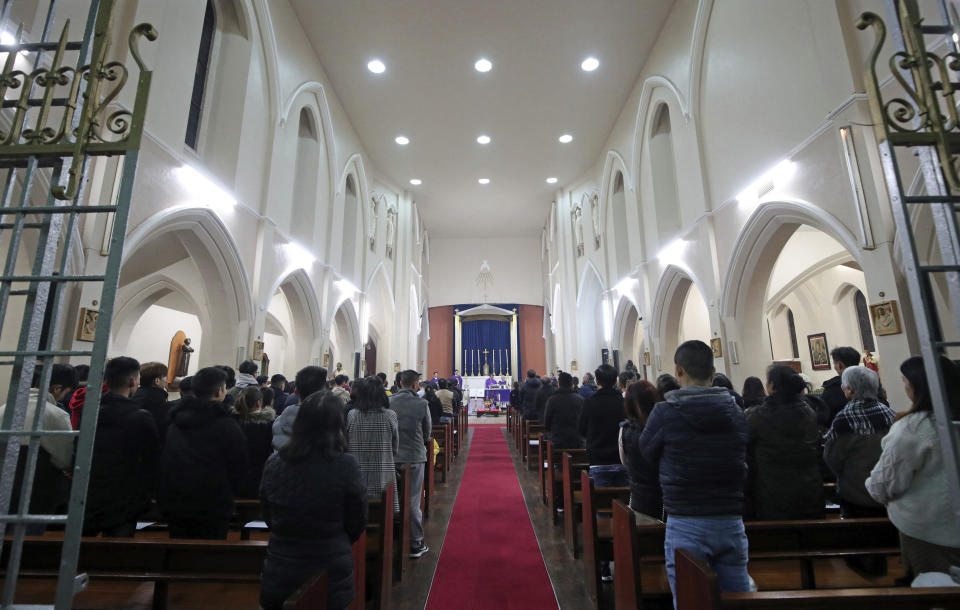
[
  {"left": 133, "top": 386, "right": 170, "bottom": 446},
  {"left": 820, "top": 376, "right": 846, "bottom": 424},
  {"left": 639, "top": 386, "right": 747, "bottom": 517},
  {"left": 579, "top": 387, "right": 625, "bottom": 466},
  {"left": 543, "top": 388, "right": 584, "bottom": 450},
  {"left": 519, "top": 377, "right": 542, "bottom": 419},
  {"left": 534, "top": 383, "right": 558, "bottom": 421},
  {"left": 745, "top": 396, "right": 823, "bottom": 520},
  {"left": 158, "top": 397, "right": 248, "bottom": 520},
  {"left": 84, "top": 392, "right": 160, "bottom": 531}
]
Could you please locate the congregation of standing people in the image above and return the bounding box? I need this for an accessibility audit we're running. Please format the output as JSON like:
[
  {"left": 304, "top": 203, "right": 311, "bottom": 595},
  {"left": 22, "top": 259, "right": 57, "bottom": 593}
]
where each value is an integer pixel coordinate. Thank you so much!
[
  {"left": 528, "top": 340, "right": 960, "bottom": 604},
  {"left": 3, "top": 354, "right": 464, "bottom": 610}
]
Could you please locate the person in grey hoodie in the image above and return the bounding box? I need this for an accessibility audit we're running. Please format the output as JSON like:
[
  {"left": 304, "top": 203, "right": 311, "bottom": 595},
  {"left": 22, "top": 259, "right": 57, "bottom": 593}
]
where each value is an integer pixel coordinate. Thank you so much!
[
  {"left": 389, "top": 369, "right": 432, "bottom": 558},
  {"left": 272, "top": 366, "right": 329, "bottom": 450}
]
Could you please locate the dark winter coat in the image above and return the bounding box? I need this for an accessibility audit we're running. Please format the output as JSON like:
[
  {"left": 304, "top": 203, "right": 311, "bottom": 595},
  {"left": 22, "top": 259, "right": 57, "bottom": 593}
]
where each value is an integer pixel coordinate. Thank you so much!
[
  {"left": 621, "top": 418, "right": 662, "bottom": 519},
  {"left": 639, "top": 386, "right": 747, "bottom": 517},
  {"left": 745, "top": 396, "right": 823, "bottom": 520},
  {"left": 543, "top": 388, "right": 584, "bottom": 450},
  {"left": 133, "top": 386, "right": 170, "bottom": 446},
  {"left": 235, "top": 407, "right": 276, "bottom": 499},
  {"left": 519, "top": 377, "right": 543, "bottom": 419},
  {"left": 820, "top": 376, "right": 847, "bottom": 424},
  {"left": 259, "top": 449, "right": 367, "bottom": 610},
  {"left": 578, "top": 383, "right": 598, "bottom": 399},
  {"left": 84, "top": 392, "right": 160, "bottom": 531},
  {"left": 579, "top": 387, "right": 626, "bottom": 466},
  {"left": 534, "top": 384, "right": 558, "bottom": 422},
  {"left": 158, "top": 397, "right": 248, "bottom": 520}
]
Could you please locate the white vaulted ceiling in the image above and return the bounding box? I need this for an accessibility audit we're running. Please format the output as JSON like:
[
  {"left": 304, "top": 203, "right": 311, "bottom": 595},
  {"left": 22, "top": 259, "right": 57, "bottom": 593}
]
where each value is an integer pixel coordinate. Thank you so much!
[{"left": 290, "top": 0, "right": 674, "bottom": 237}]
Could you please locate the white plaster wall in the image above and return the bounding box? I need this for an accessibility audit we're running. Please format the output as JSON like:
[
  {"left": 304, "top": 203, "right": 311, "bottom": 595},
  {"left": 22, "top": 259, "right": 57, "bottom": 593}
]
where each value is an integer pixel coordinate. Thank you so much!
[
  {"left": 679, "top": 283, "right": 711, "bottom": 345},
  {"left": 126, "top": 306, "right": 203, "bottom": 375},
  {"left": 428, "top": 237, "right": 542, "bottom": 306}
]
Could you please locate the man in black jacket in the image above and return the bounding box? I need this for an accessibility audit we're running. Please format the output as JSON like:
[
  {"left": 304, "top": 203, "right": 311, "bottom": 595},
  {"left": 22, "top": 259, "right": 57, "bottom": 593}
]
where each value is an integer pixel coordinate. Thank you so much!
[
  {"left": 821, "top": 346, "right": 860, "bottom": 424},
  {"left": 133, "top": 361, "right": 170, "bottom": 446},
  {"left": 84, "top": 357, "right": 160, "bottom": 537},
  {"left": 578, "top": 364, "right": 627, "bottom": 486},
  {"left": 269, "top": 374, "right": 288, "bottom": 413},
  {"left": 518, "top": 369, "right": 542, "bottom": 419},
  {"left": 638, "top": 340, "right": 749, "bottom": 602},
  {"left": 543, "top": 372, "right": 584, "bottom": 449},
  {"left": 159, "top": 366, "right": 248, "bottom": 539},
  {"left": 534, "top": 377, "right": 558, "bottom": 422}
]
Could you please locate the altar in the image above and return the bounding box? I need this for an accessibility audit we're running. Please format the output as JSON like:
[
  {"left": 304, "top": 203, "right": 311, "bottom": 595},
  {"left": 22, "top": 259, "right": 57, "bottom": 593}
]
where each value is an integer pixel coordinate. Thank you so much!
[{"left": 462, "top": 375, "right": 512, "bottom": 415}]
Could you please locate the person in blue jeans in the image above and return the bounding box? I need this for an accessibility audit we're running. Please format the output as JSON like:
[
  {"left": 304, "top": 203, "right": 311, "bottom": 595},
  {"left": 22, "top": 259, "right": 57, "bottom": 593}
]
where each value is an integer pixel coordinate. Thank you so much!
[{"left": 637, "top": 340, "right": 750, "bottom": 606}]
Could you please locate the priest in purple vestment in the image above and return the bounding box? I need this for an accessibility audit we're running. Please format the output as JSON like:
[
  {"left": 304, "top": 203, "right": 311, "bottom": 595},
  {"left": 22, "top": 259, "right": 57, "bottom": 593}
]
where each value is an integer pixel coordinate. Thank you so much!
[
  {"left": 485, "top": 374, "right": 497, "bottom": 389},
  {"left": 452, "top": 370, "right": 463, "bottom": 388},
  {"left": 431, "top": 370, "right": 440, "bottom": 385}
]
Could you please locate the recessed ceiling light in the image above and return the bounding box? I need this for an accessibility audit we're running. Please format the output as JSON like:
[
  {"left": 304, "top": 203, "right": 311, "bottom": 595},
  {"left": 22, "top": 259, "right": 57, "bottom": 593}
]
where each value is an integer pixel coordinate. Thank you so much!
[
  {"left": 546, "top": 177, "right": 558, "bottom": 184},
  {"left": 558, "top": 134, "right": 573, "bottom": 144},
  {"left": 367, "top": 59, "right": 386, "bottom": 74},
  {"left": 476, "top": 135, "right": 491, "bottom": 145},
  {"left": 581, "top": 57, "right": 600, "bottom": 72},
  {"left": 409, "top": 179, "right": 421, "bottom": 186},
  {"left": 474, "top": 58, "right": 492, "bottom": 73},
  {"left": 395, "top": 135, "right": 409, "bottom": 145},
  {"left": 478, "top": 178, "right": 490, "bottom": 185}
]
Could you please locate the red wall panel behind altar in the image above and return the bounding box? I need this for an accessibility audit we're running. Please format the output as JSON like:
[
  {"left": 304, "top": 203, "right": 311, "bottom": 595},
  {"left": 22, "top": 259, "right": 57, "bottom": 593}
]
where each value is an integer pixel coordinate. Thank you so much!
[
  {"left": 427, "top": 306, "right": 454, "bottom": 377},
  {"left": 518, "top": 305, "right": 546, "bottom": 376}
]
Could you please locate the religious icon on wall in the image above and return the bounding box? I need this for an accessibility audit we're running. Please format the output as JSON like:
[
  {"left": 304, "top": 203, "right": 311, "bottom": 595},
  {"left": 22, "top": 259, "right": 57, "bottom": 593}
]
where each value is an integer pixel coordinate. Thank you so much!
[
  {"left": 261, "top": 353, "right": 270, "bottom": 377},
  {"left": 870, "top": 300, "right": 902, "bottom": 336},
  {"left": 76, "top": 307, "right": 98, "bottom": 342},
  {"left": 394, "top": 362, "right": 401, "bottom": 372},
  {"left": 176, "top": 338, "right": 194, "bottom": 377},
  {"left": 643, "top": 352, "right": 651, "bottom": 367},
  {"left": 570, "top": 360, "right": 578, "bottom": 371},
  {"left": 252, "top": 340, "right": 264, "bottom": 361},
  {"left": 710, "top": 338, "right": 723, "bottom": 359},
  {"left": 322, "top": 353, "right": 330, "bottom": 368},
  {"left": 807, "top": 333, "right": 830, "bottom": 370}
]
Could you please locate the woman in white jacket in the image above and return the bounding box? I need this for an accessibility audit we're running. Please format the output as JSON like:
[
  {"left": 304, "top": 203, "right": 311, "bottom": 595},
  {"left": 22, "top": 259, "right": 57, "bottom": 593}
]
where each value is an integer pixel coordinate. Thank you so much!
[{"left": 866, "top": 355, "right": 960, "bottom": 578}]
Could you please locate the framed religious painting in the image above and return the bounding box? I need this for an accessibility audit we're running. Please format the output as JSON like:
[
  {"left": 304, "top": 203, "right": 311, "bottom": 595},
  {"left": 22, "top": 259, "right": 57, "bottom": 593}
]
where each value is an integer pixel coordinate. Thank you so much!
[
  {"left": 710, "top": 338, "right": 723, "bottom": 359},
  {"left": 643, "top": 352, "right": 651, "bottom": 367},
  {"left": 76, "top": 307, "right": 98, "bottom": 342},
  {"left": 870, "top": 300, "right": 902, "bottom": 336},
  {"left": 807, "top": 333, "right": 830, "bottom": 370},
  {"left": 252, "top": 340, "right": 264, "bottom": 361}
]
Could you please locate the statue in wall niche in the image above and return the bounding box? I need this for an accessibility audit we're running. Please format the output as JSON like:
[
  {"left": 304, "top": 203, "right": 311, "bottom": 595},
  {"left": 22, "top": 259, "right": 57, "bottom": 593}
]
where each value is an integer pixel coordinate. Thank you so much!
[
  {"left": 385, "top": 208, "right": 396, "bottom": 259},
  {"left": 591, "top": 194, "right": 601, "bottom": 249},
  {"left": 261, "top": 353, "right": 270, "bottom": 377},
  {"left": 572, "top": 205, "right": 584, "bottom": 257},
  {"left": 368, "top": 196, "right": 379, "bottom": 251},
  {"left": 176, "top": 338, "right": 194, "bottom": 377}
]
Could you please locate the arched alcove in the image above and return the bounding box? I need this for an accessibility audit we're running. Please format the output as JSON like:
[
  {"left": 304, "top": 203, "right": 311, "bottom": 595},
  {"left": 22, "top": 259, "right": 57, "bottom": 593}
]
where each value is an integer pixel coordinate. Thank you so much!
[
  {"left": 263, "top": 268, "right": 322, "bottom": 375},
  {"left": 653, "top": 266, "right": 710, "bottom": 374},
  {"left": 650, "top": 103, "right": 681, "bottom": 240},
  {"left": 576, "top": 264, "right": 606, "bottom": 372},
  {"left": 291, "top": 108, "right": 320, "bottom": 246},
  {"left": 612, "top": 297, "right": 645, "bottom": 377},
  {"left": 341, "top": 175, "right": 359, "bottom": 281},
  {"left": 610, "top": 173, "right": 629, "bottom": 278},
  {"left": 330, "top": 299, "right": 361, "bottom": 376}
]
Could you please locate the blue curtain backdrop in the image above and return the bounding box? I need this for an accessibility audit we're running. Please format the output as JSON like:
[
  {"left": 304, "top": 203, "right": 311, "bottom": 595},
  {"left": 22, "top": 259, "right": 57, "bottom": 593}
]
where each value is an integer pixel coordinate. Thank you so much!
[{"left": 457, "top": 304, "right": 517, "bottom": 376}]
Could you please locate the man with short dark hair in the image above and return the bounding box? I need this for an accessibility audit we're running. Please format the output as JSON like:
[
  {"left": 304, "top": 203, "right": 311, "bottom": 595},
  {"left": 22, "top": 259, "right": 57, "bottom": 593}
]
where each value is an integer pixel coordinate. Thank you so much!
[
  {"left": 331, "top": 374, "right": 351, "bottom": 404},
  {"left": 436, "top": 378, "right": 455, "bottom": 423},
  {"left": 534, "top": 377, "right": 558, "bottom": 422},
  {"left": 390, "top": 369, "right": 431, "bottom": 558},
  {"left": 133, "top": 361, "right": 170, "bottom": 445},
  {"left": 216, "top": 365, "right": 237, "bottom": 406},
  {"left": 159, "top": 366, "right": 247, "bottom": 539},
  {"left": 85, "top": 357, "right": 160, "bottom": 537},
  {"left": 269, "top": 374, "right": 288, "bottom": 413},
  {"left": 518, "top": 369, "right": 542, "bottom": 419},
  {"left": 544, "top": 372, "right": 584, "bottom": 449},
  {"left": 579, "top": 364, "right": 627, "bottom": 485},
  {"left": 639, "top": 340, "right": 749, "bottom": 602},
  {"left": 271, "top": 366, "right": 329, "bottom": 449},
  {"left": 822, "top": 346, "right": 861, "bottom": 423}
]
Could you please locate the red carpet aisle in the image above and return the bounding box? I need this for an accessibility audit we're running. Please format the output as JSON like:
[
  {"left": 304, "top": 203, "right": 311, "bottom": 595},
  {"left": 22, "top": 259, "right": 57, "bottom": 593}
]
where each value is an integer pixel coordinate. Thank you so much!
[{"left": 425, "top": 425, "right": 558, "bottom": 609}]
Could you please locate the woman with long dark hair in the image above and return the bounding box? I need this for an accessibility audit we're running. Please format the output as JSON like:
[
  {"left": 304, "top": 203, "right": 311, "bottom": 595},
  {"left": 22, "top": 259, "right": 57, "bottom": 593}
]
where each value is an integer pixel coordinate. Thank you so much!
[
  {"left": 346, "top": 377, "right": 399, "bottom": 510},
  {"left": 745, "top": 365, "right": 822, "bottom": 520},
  {"left": 259, "top": 391, "right": 366, "bottom": 610},
  {"left": 619, "top": 380, "right": 663, "bottom": 519},
  {"left": 867, "top": 356, "right": 960, "bottom": 579},
  {"left": 741, "top": 376, "right": 765, "bottom": 409},
  {"left": 233, "top": 387, "right": 275, "bottom": 498}
]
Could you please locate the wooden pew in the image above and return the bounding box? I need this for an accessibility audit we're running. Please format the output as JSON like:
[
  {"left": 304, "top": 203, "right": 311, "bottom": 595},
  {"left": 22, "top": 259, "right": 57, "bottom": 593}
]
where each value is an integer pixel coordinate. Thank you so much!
[
  {"left": 581, "top": 471, "right": 630, "bottom": 609},
  {"left": 394, "top": 464, "right": 412, "bottom": 581},
  {"left": 612, "top": 501, "right": 904, "bottom": 610},
  {"left": 365, "top": 482, "right": 395, "bottom": 610},
  {"left": 432, "top": 424, "right": 450, "bottom": 483},
  {"left": 538, "top": 437, "right": 550, "bottom": 504},
  {"left": 546, "top": 446, "right": 586, "bottom": 525},
  {"left": 561, "top": 450, "right": 591, "bottom": 557},
  {"left": 2, "top": 536, "right": 268, "bottom": 610},
  {"left": 515, "top": 413, "right": 525, "bottom": 452},
  {"left": 351, "top": 533, "right": 366, "bottom": 610},
  {"left": 422, "top": 439, "right": 436, "bottom": 520},
  {"left": 524, "top": 421, "right": 545, "bottom": 468},
  {"left": 506, "top": 406, "right": 514, "bottom": 432},
  {"left": 283, "top": 571, "right": 327, "bottom": 609},
  {"left": 675, "top": 548, "right": 960, "bottom": 610}
]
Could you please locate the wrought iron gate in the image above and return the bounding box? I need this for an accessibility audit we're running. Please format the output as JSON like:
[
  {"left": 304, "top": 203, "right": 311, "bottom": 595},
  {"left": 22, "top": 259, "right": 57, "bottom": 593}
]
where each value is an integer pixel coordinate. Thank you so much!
[{"left": 0, "top": 0, "right": 155, "bottom": 607}]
